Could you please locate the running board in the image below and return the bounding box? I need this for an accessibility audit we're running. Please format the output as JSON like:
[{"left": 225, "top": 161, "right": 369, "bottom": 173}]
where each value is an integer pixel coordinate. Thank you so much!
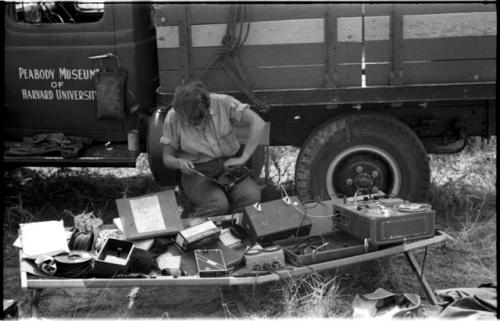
[{"left": 4, "top": 144, "right": 139, "bottom": 167}]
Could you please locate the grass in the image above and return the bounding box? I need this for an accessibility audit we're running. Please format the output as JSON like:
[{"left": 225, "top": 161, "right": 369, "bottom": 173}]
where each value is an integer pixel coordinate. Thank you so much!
[{"left": 3, "top": 137, "right": 496, "bottom": 318}]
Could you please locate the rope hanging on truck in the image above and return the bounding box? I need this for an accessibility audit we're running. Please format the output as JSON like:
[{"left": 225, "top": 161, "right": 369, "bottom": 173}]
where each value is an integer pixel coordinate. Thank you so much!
[{"left": 200, "top": 4, "right": 270, "bottom": 113}]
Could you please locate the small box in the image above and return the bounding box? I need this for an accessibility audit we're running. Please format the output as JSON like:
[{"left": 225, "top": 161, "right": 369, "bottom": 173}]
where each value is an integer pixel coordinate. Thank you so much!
[
  {"left": 94, "top": 238, "right": 134, "bottom": 277},
  {"left": 194, "top": 249, "right": 227, "bottom": 277},
  {"left": 175, "top": 221, "right": 220, "bottom": 252},
  {"left": 244, "top": 244, "right": 285, "bottom": 271},
  {"left": 206, "top": 213, "right": 243, "bottom": 228},
  {"left": 242, "top": 197, "right": 312, "bottom": 245}
]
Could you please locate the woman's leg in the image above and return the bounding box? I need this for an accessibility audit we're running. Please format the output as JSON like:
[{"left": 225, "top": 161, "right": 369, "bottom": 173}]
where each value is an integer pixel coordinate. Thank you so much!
[
  {"left": 181, "top": 173, "right": 229, "bottom": 217},
  {"left": 228, "top": 176, "right": 262, "bottom": 213}
]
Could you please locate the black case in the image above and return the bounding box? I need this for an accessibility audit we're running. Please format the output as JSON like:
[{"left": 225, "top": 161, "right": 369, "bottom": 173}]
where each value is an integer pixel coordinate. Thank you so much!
[
  {"left": 275, "top": 231, "right": 367, "bottom": 266},
  {"left": 242, "top": 197, "right": 312, "bottom": 245}
]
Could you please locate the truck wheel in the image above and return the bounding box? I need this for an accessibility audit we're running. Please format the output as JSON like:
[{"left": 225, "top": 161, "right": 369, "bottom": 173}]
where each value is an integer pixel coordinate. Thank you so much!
[
  {"left": 147, "top": 107, "right": 180, "bottom": 186},
  {"left": 295, "top": 113, "right": 430, "bottom": 202}
]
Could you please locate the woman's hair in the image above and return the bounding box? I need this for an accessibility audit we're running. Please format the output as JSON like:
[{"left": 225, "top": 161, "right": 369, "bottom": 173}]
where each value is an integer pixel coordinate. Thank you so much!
[{"left": 172, "top": 81, "right": 210, "bottom": 122}]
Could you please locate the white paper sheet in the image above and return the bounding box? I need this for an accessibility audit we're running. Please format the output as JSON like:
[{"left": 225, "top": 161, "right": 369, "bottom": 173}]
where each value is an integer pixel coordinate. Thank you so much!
[
  {"left": 20, "top": 220, "right": 70, "bottom": 259},
  {"left": 129, "top": 195, "right": 166, "bottom": 233}
]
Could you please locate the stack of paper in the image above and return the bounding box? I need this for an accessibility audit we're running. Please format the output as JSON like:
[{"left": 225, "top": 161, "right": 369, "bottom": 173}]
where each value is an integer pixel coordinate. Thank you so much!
[{"left": 19, "top": 220, "right": 70, "bottom": 259}]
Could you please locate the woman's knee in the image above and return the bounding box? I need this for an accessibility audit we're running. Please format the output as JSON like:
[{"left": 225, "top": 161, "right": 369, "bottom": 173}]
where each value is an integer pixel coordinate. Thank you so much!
[
  {"left": 208, "top": 196, "right": 230, "bottom": 215},
  {"left": 193, "top": 193, "right": 229, "bottom": 217},
  {"left": 244, "top": 186, "right": 261, "bottom": 205}
]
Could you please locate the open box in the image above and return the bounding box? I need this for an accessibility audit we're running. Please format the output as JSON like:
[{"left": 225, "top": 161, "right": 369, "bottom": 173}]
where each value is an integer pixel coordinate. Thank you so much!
[
  {"left": 94, "top": 238, "right": 135, "bottom": 277},
  {"left": 275, "top": 231, "right": 368, "bottom": 266}
]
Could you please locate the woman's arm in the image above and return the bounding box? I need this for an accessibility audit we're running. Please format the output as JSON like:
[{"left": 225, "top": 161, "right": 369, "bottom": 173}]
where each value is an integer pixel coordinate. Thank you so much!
[
  {"left": 163, "top": 144, "right": 197, "bottom": 174},
  {"left": 223, "top": 108, "right": 266, "bottom": 169}
]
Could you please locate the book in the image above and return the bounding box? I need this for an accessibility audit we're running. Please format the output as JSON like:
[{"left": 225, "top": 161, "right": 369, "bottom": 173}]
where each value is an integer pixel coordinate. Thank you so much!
[{"left": 115, "top": 190, "right": 183, "bottom": 241}]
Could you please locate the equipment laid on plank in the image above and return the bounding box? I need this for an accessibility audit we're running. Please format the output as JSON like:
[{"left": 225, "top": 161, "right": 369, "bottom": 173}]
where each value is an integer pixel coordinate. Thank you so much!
[
  {"left": 116, "top": 190, "right": 183, "bottom": 241},
  {"left": 242, "top": 196, "right": 312, "bottom": 245},
  {"left": 333, "top": 196, "right": 435, "bottom": 248},
  {"left": 244, "top": 244, "right": 285, "bottom": 271},
  {"left": 275, "top": 231, "right": 367, "bottom": 266},
  {"left": 94, "top": 238, "right": 135, "bottom": 277},
  {"left": 176, "top": 221, "right": 221, "bottom": 252},
  {"left": 195, "top": 249, "right": 227, "bottom": 277}
]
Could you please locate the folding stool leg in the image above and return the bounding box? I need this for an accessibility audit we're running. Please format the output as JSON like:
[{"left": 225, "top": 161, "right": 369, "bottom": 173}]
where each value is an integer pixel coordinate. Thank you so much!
[{"left": 405, "top": 251, "right": 439, "bottom": 305}]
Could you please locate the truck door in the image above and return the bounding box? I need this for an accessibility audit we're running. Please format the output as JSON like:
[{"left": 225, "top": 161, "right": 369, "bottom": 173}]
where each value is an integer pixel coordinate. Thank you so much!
[{"left": 4, "top": 2, "right": 124, "bottom": 142}]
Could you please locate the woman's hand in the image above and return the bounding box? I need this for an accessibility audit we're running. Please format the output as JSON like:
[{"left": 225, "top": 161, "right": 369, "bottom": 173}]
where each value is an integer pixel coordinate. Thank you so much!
[
  {"left": 178, "top": 158, "right": 197, "bottom": 174},
  {"left": 223, "top": 156, "right": 247, "bottom": 169}
]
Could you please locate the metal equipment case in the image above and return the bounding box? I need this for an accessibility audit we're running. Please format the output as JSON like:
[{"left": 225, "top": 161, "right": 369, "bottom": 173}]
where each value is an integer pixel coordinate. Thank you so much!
[
  {"left": 333, "top": 200, "right": 435, "bottom": 248},
  {"left": 242, "top": 197, "right": 312, "bottom": 245}
]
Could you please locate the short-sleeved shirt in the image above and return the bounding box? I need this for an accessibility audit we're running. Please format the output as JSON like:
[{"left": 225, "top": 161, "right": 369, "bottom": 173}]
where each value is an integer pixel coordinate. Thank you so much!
[{"left": 160, "top": 93, "right": 249, "bottom": 164}]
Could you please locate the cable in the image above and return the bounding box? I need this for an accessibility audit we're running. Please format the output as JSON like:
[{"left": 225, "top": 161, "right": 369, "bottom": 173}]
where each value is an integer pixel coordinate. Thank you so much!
[
  {"left": 54, "top": 252, "right": 94, "bottom": 278},
  {"left": 279, "top": 184, "right": 338, "bottom": 218},
  {"left": 200, "top": 4, "right": 270, "bottom": 113},
  {"left": 68, "top": 230, "right": 94, "bottom": 251}
]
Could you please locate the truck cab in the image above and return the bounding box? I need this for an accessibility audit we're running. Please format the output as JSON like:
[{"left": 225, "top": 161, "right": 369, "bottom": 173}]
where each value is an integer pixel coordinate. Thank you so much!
[{"left": 4, "top": 2, "right": 158, "bottom": 166}]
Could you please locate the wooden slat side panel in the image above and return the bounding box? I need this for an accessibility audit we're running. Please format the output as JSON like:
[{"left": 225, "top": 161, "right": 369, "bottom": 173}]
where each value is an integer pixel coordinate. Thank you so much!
[
  {"left": 365, "top": 64, "right": 391, "bottom": 86},
  {"left": 153, "top": 4, "right": 186, "bottom": 26},
  {"left": 158, "top": 44, "right": 326, "bottom": 71},
  {"left": 365, "top": 42, "right": 391, "bottom": 63},
  {"left": 337, "top": 15, "right": 390, "bottom": 42},
  {"left": 403, "top": 11, "right": 496, "bottom": 39},
  {"left": 364, "top": 4, "right": 393, "bottom": 85},
  {"left": 403, "top": 60, "right": 496, "bottom": 84},
  {"left": 403, "top": 36, "right": 496, "bottom": 61},
  {"left": 365, "top": 3, "right": 393, "bottom": 15},
  {"left": 396, "top": 3, "right": 496, "bottom": 15},
  {"left": 189, "top": 4, "right": 327, "bottom": 24},
  {"left": 160, "top": 64, "right": 361, "bottom": 92},
  {"left": 160, "top": 68, "right": 324, "bottom": 92},
  {"left": 190, "top": 19, "right": 324, "bottom": 47},
  {"left": 153, "top": 4, "right": 368, "bottom": 26}
]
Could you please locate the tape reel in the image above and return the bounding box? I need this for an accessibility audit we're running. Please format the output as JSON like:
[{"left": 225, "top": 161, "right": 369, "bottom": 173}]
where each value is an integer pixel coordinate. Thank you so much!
[
  {"left": 54, "top": 251, "right": 93, "bottom": 264},
  {"left": 395, "top": 203, "right": 432, "bottom": 213}
]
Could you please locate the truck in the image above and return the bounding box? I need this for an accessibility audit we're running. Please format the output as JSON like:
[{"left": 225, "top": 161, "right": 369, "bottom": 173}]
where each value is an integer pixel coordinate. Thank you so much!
[{"left": 4, "top": 2, "right": 496, "bottom": 203}]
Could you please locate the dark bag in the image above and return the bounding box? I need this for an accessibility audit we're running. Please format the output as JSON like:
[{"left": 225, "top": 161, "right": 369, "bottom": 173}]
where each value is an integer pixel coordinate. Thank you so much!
[{"left": 94, "top": 55, "right": 127, "bottom": 121}]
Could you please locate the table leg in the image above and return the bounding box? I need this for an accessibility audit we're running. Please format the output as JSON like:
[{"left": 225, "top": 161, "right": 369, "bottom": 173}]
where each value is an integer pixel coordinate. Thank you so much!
[
  {"left": 128, "top": 287, "right": 140, "bottom": 310},
  {"left": 405, "top": 251, "right": 439, "bottom": 305},
  {"left": 31, "top": 289, "right": 42, "bottom": 318},
  {"left": 221, "top": 286, "right": 247, "bottom": 317}
]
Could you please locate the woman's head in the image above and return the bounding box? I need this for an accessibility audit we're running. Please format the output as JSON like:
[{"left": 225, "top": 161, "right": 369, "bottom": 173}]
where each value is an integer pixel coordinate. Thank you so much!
[{"left": 172, "top": 81, "right": 210, "bottom": 125}]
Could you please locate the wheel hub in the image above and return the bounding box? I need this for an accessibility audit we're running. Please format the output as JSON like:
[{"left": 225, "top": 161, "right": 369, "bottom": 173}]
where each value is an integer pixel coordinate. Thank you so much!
[
  {"left": 330, "top": 150, "right": 396, "bottom": 197},
  {"left": 354, "top": 172, "right": 374, "bottom": 190}
]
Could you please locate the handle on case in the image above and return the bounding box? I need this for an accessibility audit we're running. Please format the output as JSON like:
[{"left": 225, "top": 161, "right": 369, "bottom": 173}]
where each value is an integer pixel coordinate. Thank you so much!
[{"left": 88, "top": 52, "right": 120, "bottom": 70}]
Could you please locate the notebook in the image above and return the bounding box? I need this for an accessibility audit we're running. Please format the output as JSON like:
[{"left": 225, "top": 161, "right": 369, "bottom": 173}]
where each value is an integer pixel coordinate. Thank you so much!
[{"left": 115, "top": 189, "right": 183, "bottom": 241}]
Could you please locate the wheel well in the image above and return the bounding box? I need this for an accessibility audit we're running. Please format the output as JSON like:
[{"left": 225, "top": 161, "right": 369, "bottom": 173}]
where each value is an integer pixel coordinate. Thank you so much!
[{"left": 265, "top": 101, "right": 489, "bottom": 149}]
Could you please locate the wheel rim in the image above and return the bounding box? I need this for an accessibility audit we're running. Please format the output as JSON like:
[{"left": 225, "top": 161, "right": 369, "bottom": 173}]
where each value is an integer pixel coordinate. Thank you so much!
[{"left": 325, "top": 145, "right": 401, "bottom": 199}]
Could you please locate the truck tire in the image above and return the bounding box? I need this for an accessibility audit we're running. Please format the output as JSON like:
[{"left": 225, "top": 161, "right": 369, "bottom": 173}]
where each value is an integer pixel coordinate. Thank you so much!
[
  {"left": 295, "top": 113, "right": 430, "bottom": 202},
  {"left": 147, "top": 107, "right": 180, "bottom": 186}
]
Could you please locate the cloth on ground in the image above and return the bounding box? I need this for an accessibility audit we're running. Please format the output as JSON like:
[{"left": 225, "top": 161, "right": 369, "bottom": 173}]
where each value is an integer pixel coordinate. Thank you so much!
[
  {"left": 5, "top": 132, "right": 92, "bottom": 158},
  {"left": 436, "top": 283, "right": 497, "bottom": 319},
  {"left": 352, "top": 288, "right": 422, "bottom": 318}
]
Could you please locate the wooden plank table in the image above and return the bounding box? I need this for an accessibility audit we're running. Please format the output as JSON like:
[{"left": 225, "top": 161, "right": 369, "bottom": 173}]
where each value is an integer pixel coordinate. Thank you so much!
[{"left": 21, "top": 231, "right": 450, "bottom": 317}]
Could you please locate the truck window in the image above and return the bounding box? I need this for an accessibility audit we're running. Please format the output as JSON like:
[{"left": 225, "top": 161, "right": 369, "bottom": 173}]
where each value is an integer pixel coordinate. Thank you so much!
[{"left": 13, "top": 2, "right": 104, "bottom": 24}]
